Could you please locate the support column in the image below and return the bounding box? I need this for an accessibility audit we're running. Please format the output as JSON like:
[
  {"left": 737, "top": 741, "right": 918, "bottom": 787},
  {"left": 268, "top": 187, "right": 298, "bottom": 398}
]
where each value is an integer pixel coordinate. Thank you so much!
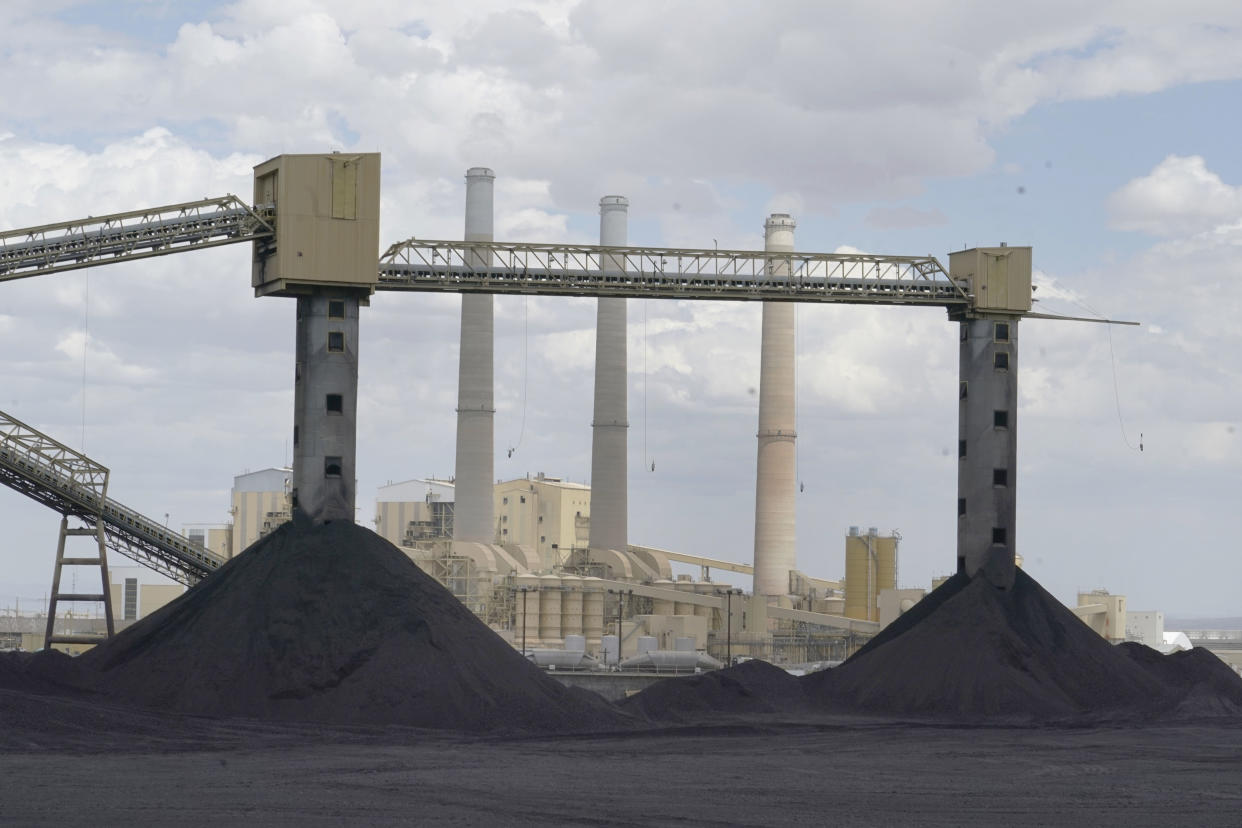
[
  {"left": 589, "top": 195, "right": 629, "bottom": 555},
  {"left": 956, "top": 315, "right": 1018, "bottom": 589},
  {"left": 292, "top": 289, "right": 360, "bottom": 523},
  {"left": 453, "top": 167, "right": 496, "bottom": 544},
  {"left": 753, "top": 214, "right": 797, "bottom": 597}
]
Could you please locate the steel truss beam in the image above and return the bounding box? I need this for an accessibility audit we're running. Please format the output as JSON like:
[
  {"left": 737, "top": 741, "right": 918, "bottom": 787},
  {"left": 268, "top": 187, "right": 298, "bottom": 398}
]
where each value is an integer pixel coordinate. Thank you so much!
[
  {"left": 0, "top": 409, "right": 223, "bottom": 585},
  {"left": 379, "top": 239, "right": 969, "bottom": 307},
  {"left": 0, "top": 196, "right": 273, "bottom": 282}
]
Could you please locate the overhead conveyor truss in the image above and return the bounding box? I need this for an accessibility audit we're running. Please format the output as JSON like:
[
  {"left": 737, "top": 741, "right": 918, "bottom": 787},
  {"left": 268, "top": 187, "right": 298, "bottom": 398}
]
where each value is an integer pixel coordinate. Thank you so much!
[
  {"left": 0, "top": 195, "right": 274, "bottom": 282},
  {"left": 0, "top": 409, "right": 224, "bottom": 586},
  {"left": 378, "top": 238, "right": 971, "bottom": 307}
]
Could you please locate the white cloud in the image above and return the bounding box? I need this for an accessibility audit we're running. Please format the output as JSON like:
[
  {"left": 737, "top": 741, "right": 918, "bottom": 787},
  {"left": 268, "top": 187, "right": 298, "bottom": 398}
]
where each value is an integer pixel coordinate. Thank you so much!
[{"left": 1109, "top": 155, "right": 1242, "bottom": 236}]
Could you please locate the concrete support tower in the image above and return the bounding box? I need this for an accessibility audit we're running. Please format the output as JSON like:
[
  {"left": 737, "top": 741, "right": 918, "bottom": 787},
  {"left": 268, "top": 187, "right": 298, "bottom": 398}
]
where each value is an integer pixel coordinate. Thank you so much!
[
  {"left": 752, "top": 214, "right": 798, "bottom": 597},
  {"left": 588, "top": 196, "right": 630, "bottom": 556},
  {"left": 956, "top": 315, "right": 1019, "bottom": 589},
  {"left": 252, "top": 152, "right": 381, "bottom": 526},
  {"left": 453, "top": 167, "right": 497, "bottom": 545},
  {"left": 949, "top": 243, "right": 1031, "bottom": 591},
  {"left": 292, "top": 291, "right": 360, "bottom": 522}
]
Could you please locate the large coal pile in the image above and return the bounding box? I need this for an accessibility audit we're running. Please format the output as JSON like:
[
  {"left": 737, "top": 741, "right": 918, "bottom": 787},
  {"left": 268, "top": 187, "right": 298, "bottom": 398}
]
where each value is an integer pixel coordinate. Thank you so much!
[
  {"left": 619, "top": 658, "right": 806, "bottom": 723},
  {"left": 1117, "top": 642, "right": 1242, "bottom": 716},
  {"left": 76, "top": 518, "right": 627, "bottom": 733},
  {"left": 801, "top": 568, "right": 1229, "bottom": 720}
]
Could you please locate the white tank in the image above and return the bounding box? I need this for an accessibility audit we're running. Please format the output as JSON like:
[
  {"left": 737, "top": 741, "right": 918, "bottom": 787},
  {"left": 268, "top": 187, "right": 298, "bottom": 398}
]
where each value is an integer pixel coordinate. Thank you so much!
[
  {"left": 636, "top": 635, "right": 658, "bottom": 655},
  {"left": 674, "top": 579, "right": 695, "bottom": 616},
  {"left": 560, "top": 574, "right": 584, "bottom": 637},
  {"left": 651, "top": 579, "right": 677, "bottom": 615},
  {"left": 581, "top": 576, "right": 605, "bottom": 643},
  {"left": 538, "top": 574, "right": 562, "bottom": 641},
  {"left": 693, "top": 581, "right": 714, "bottom": 619}
]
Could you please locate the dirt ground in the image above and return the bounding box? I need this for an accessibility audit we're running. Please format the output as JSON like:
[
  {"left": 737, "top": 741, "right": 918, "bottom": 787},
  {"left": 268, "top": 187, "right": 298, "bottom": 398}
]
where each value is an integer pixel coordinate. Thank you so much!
[{"left": 3, "top": 707, "right": 1240, "bottom": 826}]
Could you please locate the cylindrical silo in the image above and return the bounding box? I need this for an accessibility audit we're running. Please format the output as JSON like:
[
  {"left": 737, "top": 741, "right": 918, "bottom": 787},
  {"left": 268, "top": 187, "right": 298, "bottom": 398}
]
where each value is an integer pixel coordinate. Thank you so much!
[
  {"left": 693, "top": 581, "right": 714, "bottom": 619},
  {"left": 538, "top": 574, "right": 562, "bottom": 642},
  {"left": 651, "top": 579, "right": 676, "bottom": 616},
  {"left": 515, "top": 573, "right": 541, "bottom": 648},
  {"left": 581, "top": 577, "right": 605, "bottom": 644},
  {"left": 843, "top": 529, "right": 893, "bottom": 622},
  {"left": 674, "top": 578, "right": 695, "bottom": 616},
  {"left": 560, "top": 574, "right": 584, "bottom": 637},
  {"left": 453, "top": 167, "right": 496, "bottom": 545},
  {"left": 753, "top": 213, "right": 797, "bottom": 597},
  {"left": 875, "top": 531, "right": 897, "bottom": 599},
  {"left": 589, "top": 196, "right": 629, "bottom": 556}
]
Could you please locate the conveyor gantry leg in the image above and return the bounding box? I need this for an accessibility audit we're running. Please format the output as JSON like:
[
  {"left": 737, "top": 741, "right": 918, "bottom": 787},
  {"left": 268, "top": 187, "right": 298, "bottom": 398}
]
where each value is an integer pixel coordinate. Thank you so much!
[{"left": 44, "top": 514, "right": 115, "bottom": 650}]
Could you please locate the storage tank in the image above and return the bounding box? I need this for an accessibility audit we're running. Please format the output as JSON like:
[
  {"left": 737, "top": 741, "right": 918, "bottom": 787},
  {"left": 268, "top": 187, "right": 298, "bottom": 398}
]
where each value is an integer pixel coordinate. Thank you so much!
[
  {"left": 693, "top": 581, "right": 714, "bottom": 619},
  {"left": 560, "top": 574, "right": 584, "bottom": 637},
  {"left": 538, "top": 574, "right": 562, "bottom": 641},
  {"left": 844, "top": 529, "right": 897, "bottom": 621},
  {"left": 674, "top": 579, "right": 695, "bottom": 616},
  {"left": 651, "top": 579, "right": 676, "bottom": 616},
  {"left": 636, "top": 635, "right": 658, "bottom": 655},
  {"left": 514, "top": 573, "right": 541, "bottom": 647},
  {"left": 581, "top": 576, "right": 604, "bottom": 643}
]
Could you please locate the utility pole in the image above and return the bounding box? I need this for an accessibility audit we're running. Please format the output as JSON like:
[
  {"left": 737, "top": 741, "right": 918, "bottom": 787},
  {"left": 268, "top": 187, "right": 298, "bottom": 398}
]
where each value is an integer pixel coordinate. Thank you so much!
[{"left": 520, "top": 587, "right": 528, "bottom": 658}]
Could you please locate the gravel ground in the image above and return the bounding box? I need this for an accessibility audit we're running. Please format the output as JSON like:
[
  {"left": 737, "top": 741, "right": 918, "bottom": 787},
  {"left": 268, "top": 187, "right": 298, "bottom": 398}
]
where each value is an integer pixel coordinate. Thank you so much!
[{"left": 2, "top": 711, "right": 1240, "bottom": 826}]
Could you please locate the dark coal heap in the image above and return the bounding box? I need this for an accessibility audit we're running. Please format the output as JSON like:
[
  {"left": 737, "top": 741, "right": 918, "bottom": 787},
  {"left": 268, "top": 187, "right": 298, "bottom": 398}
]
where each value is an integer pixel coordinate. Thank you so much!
[
  {"left": 67, "top": 518, "right": 626, "bottom": 733},
  {"left": 627, "top": 568, "right": 1242, "bottom": 723},
  {"left": 619, "top": 658, "right": 806, "bottom": 722}
]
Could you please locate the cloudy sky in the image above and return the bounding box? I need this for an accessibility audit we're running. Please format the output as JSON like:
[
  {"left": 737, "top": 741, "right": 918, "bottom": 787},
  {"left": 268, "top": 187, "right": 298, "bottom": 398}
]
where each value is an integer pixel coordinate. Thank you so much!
[{"left": 1, "top": 0, "right": 1239, "bottom": 617}]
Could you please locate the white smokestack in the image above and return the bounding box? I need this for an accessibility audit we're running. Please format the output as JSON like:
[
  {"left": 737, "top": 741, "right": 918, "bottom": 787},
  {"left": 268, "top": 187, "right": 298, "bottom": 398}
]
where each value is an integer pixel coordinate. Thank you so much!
[
  {"left": 453, "top": 167, "right": 496, "bottom": 544},
  {"left": 589, "top": 196, "right": 629, "bottom": 555},
  {"left": 753, "top": 213, "right": 797, "bottom": 597}
]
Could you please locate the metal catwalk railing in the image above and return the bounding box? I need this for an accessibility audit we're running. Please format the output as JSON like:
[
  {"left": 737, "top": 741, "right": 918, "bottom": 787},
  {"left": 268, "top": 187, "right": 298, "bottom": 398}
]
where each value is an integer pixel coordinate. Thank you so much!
[
  {"left": 379, "top": 239, "right": 969, "bottom": 306},
  {"left": 0, "top": 409, "right": 224, "bottom": 585},
  {"left": 0, "top": 196, "right": 273, "bottom": 282}
]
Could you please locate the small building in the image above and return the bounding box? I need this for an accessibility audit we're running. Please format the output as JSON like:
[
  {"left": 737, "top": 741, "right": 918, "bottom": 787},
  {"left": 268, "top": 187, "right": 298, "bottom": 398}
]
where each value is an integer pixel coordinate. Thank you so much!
[{"left": 109, "top": 565, "right": 185, "bottom": 625}]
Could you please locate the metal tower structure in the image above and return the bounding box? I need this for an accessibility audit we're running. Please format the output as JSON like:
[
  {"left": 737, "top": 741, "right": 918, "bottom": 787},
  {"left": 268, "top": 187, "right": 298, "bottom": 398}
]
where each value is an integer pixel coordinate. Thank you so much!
[{"left": 1, "top": 156, "right": 1133, "bottom": 600}]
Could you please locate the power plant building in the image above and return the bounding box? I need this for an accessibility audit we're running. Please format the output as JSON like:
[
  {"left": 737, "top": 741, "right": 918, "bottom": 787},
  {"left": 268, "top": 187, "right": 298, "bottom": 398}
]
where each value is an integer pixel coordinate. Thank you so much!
[
  {"left": 229, "top": 467, "right": 292, "bottom": 558},
  {"left": 495, "top": 474, "right": 591, "bottom": 570},
  {"left": 373, "top": 478, "right": 456, "bottom": 548}
]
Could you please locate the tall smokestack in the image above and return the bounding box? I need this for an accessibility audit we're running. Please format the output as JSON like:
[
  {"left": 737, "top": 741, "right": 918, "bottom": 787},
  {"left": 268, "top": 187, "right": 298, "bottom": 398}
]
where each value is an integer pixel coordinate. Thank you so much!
[
  {"left": 589, "top": 196, "right": 629, "bottom": 555},
  {"left": 453, "top": 167, "right": 496, "bottom": 544},
  {"left": 753, "top": 213, "right": 797, "bottom": 597}
]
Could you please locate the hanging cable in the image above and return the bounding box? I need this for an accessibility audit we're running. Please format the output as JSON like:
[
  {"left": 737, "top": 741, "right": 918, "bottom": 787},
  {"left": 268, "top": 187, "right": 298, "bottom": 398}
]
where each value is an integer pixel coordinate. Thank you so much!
[
  {"left": 1064, "top": 295, "right": 1144, "bottom": 453},
  {"left": 507, "top": 296, "right": 529, "bottom": 459}
]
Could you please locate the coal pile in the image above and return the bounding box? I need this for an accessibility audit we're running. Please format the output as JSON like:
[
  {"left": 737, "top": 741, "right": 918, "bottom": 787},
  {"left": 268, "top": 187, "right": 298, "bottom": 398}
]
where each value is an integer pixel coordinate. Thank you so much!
[
  {"left": 619, "top": 658, "right": 806, "bottom": 723},
  {"left": 801, "top": 568, "right": 1238, "bottom": 721},
  {"left": 73, "top": 518, "right": 627, "bottom": 733},
  {"left": 1117, "top": 642, "right": 1242, "bottom": 716}
]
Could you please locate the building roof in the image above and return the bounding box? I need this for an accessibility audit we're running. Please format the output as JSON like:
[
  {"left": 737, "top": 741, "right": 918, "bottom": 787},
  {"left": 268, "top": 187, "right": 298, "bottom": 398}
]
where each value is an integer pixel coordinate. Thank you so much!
[
  {"left": 377, "top": 478, "right": 456, "bottom": 503},
  {"left": 232, "top": 468, "right": 292, "bottom": 493}
]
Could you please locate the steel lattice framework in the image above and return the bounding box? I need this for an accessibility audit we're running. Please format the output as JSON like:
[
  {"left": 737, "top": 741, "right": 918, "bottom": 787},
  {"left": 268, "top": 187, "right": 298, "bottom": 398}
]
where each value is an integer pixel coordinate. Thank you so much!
[
  {"left": 0, "top": 410, "right": 224, "bottom": 585},
  {"left": 378, "top": 239, "right": 970, "bottom": 306},
  {"left": 0, "top": 196, "right": 273, "bottom": 282}
]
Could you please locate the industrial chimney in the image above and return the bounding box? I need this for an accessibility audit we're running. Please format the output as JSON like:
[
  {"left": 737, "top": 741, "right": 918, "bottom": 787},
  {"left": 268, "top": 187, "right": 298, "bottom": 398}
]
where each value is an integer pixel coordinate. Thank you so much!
[
  {"left": 752, "top": 213, "right": 797, "bottom": 597},
  {"left": 453, "top": 167, "right": 496, "bottom": 544},
  {"left": 588, "top": 196, "right": 630, "bottom": 555}
]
